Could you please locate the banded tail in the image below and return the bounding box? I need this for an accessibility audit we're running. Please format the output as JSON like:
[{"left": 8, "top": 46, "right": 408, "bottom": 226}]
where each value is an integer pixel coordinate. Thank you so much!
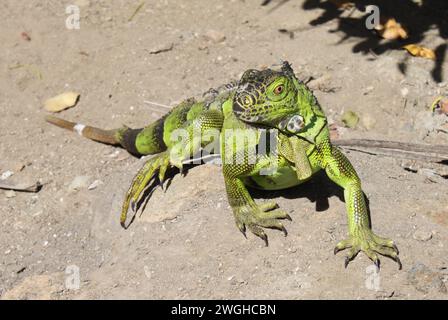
[
  {"left": 45, "top": 114, "right": 169, "bottom": 156},
  {"left": 45, "top": 115, "right": 120, "bottom": 145},
  {"left": 44, "top": 98, "right": 198, "bottom": 157}
]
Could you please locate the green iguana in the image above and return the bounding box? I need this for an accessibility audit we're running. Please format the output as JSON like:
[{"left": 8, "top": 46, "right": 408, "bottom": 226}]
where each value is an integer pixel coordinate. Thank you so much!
[{"left": 46, "top": 61, "right": 401, "bottom": 269}]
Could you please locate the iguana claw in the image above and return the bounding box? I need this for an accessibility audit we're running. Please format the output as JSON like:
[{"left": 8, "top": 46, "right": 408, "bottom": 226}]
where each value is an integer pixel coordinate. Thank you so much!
[
  {"left": 120, "top": 152, "right": 172, "bottom": 227},
  {"left": 334, "top": 228, "right": 401, "bottom": 270},
  {"left": 233, "top": 201, "right": 291, "bottom": 245}
]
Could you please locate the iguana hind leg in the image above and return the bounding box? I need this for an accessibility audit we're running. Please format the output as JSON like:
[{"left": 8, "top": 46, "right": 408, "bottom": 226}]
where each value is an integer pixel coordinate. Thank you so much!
[
  {"left": 120, "top": 109, "right": 224, "bottom": 228},
  {"left": 120, "top": 152, "right": 170, "bottom": 227}
]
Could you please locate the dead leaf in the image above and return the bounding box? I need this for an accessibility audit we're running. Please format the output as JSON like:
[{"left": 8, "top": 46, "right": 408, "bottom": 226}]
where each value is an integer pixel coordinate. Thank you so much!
[
  {"left": 375, "top": 18, "right": 408, "bottom": 40},
  {"left": 341, "top": 110, "right": 359, "bottom": 128},
  {"left": 44, "top": 92, "right": 80, "bottom": 112},
  {"left": 403, "top": 44, "right": 436, "bottom": 60}
]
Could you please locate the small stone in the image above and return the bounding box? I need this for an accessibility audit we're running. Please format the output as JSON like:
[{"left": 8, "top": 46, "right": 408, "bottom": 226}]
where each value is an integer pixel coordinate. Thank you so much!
[
  {"left": 203, "top": 30, "right": 226, "bottom": 43},
  {"left": 106, "top": 150, "right": 120, "bottom": 158},
  {"left": 1, "top": 170, "right": 14, "bottom": 180},
  {"left": 363, "top": 86, "right": 374, "bottom": 95},
  {"left": 88, "top": 180, "right": 103, "bottom": 190},
  {"left": 198, "top": 43, "right": 208, "bottom": 50},
  {"left": 5, "top": 190, "right": 16, "bottom": 198},
  {"left": 401, "top": 87, "right": 409, "bottom": 97},
  {"left": 68, "top": 176, "right": 90, "bottom": 191},
  {"left": 413, "top": 230, "right": 433, "bottom": 241},
  {"left": 148, "top": 42, "right": 174, "bottom": 54}
]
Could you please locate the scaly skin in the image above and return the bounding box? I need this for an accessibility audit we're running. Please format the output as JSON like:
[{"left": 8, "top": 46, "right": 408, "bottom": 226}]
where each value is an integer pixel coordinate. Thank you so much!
[
  {"left": 45, "top": 62, "right": 401, "bottom": 270},
  {"left": 224, "top": 62, "right": 400, "bottom": 269}
]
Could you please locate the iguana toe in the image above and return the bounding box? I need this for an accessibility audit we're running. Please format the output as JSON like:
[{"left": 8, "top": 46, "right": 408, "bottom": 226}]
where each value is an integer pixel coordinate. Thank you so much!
[
  {"left": 121, "top": 152, "right": 172, "bottom": 228},
  {"left": 247, "top": 224, "right": 269, "bottom": 246},
  {"left": 334, "top": 229, "right": 401, "bottom": 270},
  {"left": 233, "top": 202, "right": 291, "bottom": 245},
  {"left": 157, "top": 155, "right": 170, "bottom": 185}
]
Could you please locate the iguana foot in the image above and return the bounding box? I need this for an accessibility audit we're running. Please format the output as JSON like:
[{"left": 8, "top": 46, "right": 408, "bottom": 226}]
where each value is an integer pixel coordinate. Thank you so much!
[
  {"left": 334, "top": 228, "right": 401, "bottom": 270},
  {"left": 120, "top": 152, "right": 173, "bottom": 228},
  {"left": 234, "top": 201, "right": 292, "bottom": 246}
]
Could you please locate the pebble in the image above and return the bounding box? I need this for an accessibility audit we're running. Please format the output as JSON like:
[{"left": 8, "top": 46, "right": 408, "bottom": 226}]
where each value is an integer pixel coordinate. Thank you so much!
[
  {"left": 148, "top": 42, "right": 174, "bottom": 54},
  {"left": 106, "top": 150, "right": 120, "bottom": 158},
  {"left": 88, "top": 180, "right": 103, "bottom": 190},
  {"left": 401, "top": 87, "right": 409, "bottom": 97},
  {"left": 1, "top": 170, "right": 14, "bottom": 180},
  {"left": 203, "top": 30, "right": 226, "bottom": 43},
  {"left": 363, "top": 86, "right": 374, "bottom": 95},
  {"left": 68, "top": 176, "right": 90, "bottom": 191},
  {"left": 413, "top": 230, "right": 433, "bottom": 241},
  {"left": 5, "top": 190, "right": 16, "bottom": 198}
]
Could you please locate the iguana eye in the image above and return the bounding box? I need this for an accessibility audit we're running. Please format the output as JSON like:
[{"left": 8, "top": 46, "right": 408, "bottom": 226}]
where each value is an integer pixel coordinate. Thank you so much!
[
  {"left": 273, "top": 84, "right": 284, "bottom": 95},
  {"left": 243, "top": 96, "right": 252, "bottom": 106}
]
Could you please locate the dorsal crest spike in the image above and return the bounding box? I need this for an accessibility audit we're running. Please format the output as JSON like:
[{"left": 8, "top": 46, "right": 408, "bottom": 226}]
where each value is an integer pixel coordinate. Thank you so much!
[{"left": 280, "top": 60, "right": 294, "bottom": 77}]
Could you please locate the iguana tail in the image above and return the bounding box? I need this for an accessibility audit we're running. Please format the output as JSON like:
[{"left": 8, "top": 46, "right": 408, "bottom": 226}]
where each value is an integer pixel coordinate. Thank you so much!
[
  {"left": 45, "top": 115, "right": 120, "bottom": 145},
  {"left": 45, "top": 115, "right": 164, "bottom": 156},
  {"left": 45, "top": 98, "right": 199, "bottom": 157}
]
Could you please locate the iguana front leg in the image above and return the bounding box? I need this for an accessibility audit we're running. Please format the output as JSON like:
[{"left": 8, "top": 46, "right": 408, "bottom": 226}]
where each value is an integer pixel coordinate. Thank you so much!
[
  {"left": 318, "top": 140, "right": 401, "bottom": 269},
  {"left": 222, "top": 155, "right": 291, "bottom": 245}
]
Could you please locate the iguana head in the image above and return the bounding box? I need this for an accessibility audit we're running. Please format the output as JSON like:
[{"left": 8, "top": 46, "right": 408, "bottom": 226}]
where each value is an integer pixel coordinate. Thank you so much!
[{"left": 233, "top": 61, "right": 307, "bottom": 134}]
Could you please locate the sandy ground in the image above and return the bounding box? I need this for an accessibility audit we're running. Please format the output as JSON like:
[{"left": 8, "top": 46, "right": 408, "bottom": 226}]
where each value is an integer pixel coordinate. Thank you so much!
[{"left": 1, "top": 0, "right": 448, "bottom": 299}]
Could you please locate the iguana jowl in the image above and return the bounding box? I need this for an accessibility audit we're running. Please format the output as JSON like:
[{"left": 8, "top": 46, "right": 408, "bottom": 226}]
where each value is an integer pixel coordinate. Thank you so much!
[{"left": 46, "top": 61, "right": 401, "bottom": 269}]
